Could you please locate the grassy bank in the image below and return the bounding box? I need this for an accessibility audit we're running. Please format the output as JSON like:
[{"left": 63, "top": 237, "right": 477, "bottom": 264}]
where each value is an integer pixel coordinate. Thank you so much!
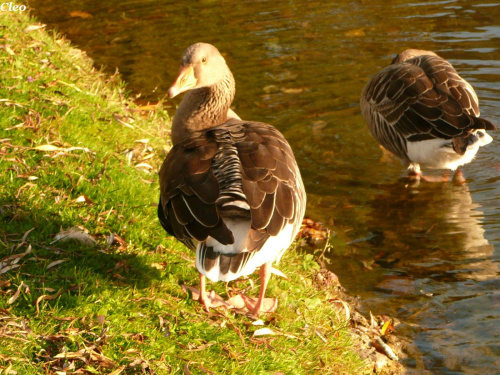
[{"left": 0, "top": 9, "right": 371, "bottom": 374}]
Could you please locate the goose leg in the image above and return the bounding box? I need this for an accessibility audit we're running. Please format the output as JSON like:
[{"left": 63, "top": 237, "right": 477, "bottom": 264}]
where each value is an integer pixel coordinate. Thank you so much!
[
  {"left": 252, "top": 261, "right": 272, "bottom": 315},
  {"left": 407, "top": 170, "right": 452, "bottom": 183},
  {"left": 452, "top": 169, "right": 466, "bottom": 184},
  {"left": 198, "top": 273, "right": 210, "bottom": 311}
]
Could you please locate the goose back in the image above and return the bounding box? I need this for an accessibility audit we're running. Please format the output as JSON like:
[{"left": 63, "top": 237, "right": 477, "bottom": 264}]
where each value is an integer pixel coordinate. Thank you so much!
[{"left": 361, "top": 51, "right": 496, "bottom": 167}]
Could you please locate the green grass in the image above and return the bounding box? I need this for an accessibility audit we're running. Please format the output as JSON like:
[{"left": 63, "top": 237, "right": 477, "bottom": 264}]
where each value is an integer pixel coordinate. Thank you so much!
[{"left": 0, "top": 9, "right": 370, "bottom": 375}]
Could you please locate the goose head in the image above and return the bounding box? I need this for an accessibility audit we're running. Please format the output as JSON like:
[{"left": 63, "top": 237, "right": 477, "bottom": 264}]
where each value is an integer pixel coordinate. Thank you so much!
[{"left": 168, "top": 43, "right": 230, "bottom": 98}]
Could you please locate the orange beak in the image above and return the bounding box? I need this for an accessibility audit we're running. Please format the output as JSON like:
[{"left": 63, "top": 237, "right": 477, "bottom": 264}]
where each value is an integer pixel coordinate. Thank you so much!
[{"left": 167, "top": 65, "right": 197, "bottom": 98}]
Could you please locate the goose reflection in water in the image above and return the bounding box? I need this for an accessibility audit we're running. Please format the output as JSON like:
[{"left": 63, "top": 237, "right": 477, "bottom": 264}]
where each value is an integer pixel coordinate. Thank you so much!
[
  {"left": 362, "top": 180, "right": 495, "bottom": 285},
  {"left": 346, "top": 180, "right": 498, "bottom": 374}
]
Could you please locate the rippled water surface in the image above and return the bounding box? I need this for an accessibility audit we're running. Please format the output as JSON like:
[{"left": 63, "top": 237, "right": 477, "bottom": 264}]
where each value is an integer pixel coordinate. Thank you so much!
[{"left": 27, "top": 0, "right": 500, "bottom": 373}]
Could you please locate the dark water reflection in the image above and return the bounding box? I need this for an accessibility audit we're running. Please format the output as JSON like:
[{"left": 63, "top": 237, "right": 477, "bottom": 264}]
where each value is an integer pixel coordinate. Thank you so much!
[{"left": 27, "top": 0, "right": 500, "bottom": 373}]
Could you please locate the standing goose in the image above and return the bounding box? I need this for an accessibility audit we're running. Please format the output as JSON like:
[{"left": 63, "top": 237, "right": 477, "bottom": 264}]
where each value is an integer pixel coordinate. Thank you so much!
[
  {"left": 361, "top": 49, "right": 496, "bottom": 179},
  {"left": 158, "top": 43, "right": 306, "bottom": 315}
]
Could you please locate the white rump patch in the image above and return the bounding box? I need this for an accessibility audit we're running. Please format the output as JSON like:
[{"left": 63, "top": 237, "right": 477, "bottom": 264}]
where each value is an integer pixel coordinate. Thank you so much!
[
  {"left": 196, "top": 220, "right": 295, "bottom": 283},
  {"left": 406, "top": 130, "right": 493, "bottom": 171}
]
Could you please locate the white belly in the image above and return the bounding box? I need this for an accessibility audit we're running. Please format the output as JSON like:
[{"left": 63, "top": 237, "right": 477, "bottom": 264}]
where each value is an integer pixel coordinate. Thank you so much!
[{"left": 406, "top": 131, "right": 492, "bottom": 171}]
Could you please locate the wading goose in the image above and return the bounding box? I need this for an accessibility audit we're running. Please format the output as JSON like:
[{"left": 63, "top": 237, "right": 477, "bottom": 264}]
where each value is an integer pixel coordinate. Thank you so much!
[
  {"left": 158, "top": 43, "right": 306, "bottom": 315},
  {"left": 361, "top": 49, "right": 496, "bottom": 179}
]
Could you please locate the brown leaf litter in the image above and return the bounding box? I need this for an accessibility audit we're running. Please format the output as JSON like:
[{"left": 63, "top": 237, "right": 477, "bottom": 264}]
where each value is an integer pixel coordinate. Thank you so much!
[{"left": 314, "top": 267, "right": 408, "bottom": 374}]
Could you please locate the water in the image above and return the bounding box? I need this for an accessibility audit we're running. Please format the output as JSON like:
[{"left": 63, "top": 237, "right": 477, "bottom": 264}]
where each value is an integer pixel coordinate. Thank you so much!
[{"left": 27, "top": 0, "right": 500, "bottom": 373}]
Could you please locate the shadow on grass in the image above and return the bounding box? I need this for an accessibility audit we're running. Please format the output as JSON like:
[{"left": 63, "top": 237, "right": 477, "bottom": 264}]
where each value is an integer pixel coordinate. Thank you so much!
[{"left": 0, "top": 197, "right": 171, "bottom": 317}]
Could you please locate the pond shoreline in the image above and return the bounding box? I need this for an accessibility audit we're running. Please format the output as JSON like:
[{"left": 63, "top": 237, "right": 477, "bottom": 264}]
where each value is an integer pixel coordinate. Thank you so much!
[{"left": 0, "top": 9, "right": 405, "bottom": 374}]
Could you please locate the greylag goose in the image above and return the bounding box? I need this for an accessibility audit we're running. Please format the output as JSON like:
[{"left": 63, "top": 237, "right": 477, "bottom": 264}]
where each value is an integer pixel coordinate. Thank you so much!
[
  {"left": 158, "top": 43, "right": 306, "bottom": 315},
  {"left": 361, "top": 49, "right": 496, "bottom": 179}
]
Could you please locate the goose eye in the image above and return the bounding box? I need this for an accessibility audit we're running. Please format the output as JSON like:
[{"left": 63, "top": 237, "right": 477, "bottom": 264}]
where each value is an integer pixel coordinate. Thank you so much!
[{"left": 201, "top": 57, "right": 207, "bottom": 63}]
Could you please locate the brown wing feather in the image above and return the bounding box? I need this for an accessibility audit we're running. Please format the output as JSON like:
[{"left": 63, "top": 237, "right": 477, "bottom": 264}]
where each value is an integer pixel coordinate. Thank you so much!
[
  {"left": 235, "top": 122, "right": 305, "bottom": 245},
  {"left": 158, "top": 135, "right": 234, "bottom": 247}
]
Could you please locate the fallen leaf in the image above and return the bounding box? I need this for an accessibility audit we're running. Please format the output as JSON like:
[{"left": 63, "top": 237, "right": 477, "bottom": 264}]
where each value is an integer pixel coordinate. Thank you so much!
[
  {"left": 135, "top": 162, "right": 153, "bottom": 170},
  {"left": 263, "top": 85, "right": 279, "bottom": 94},
  {"left": 280, "top": 88, "right": 303, "bottom": 94},
  {"left": 381, "top": 319, "right": 395, "bottom": 336},
  {"left": 113, "top": 113, "right": 134, "bottom": 128},
  {"left": 331, "top": 299, "right": 350, "bottom": 321},
  {"left": 225, "top": 294, "right": 247, "bottom": 309},
  {"left": 4, "top": 45, "right": 15, "bottom": 56},
  {"left": 253, "top": 328, "right": 277, "bottom": 337},
  {"left": 7, "top": 282, "right": 26, "bottom": 304},
  {"left": 183, "top": 361, "right": 194, "bottom": 375},
  {"left": 140, "top": 153, "right": 155, "bottom": 161},
  {"left": 182, "top": 285, "right": 231, "bottom": 308},
  {"left": 74, "top": 194, "right": 94, "bottom": 204},
  {"left": 33, "top": 144, "right": 60, "bottom": 152},
  {"left": 344, "top": 28, "right": 365, "bottom": 37},
  {"left": 151, "top": 262, "right": 167, "bottom": 270},
  {"left": 373, "top": 336, "right": 399, "bottom": 361},
  {"left": 108, "top": 366, "right": 126, "bottom": 375},
  {"left": 97, "top": 315, "right": 105, "bottom": 326},
  {"left": 185, "top": 342, "right": 215, "bottom": 352},
  {"left": 69, "top": 11, "right": 93, "bottom": 18},
  {"left": 24, "top": 24, "right": 46, "bottom": 32},
  {"left": 315, "top": 328, "right": 328, "bottom": 343},
  {"left": 36, "top": 288, "right": 66, "bottom": 314},
  {"left": 240, "top": 294, "right": 278, "bottom": 314},
  {"left": 312, "top": 120, "right": 327, "bottom": 135},
  {"left": 420, "top": 289, "right": 433, "bottom": 297},
  {"left": 0, "top": 264, "right": 20, "bottom": 274},
  {"left": 22, "top": 229, "right": 34, "bottom": 243}
]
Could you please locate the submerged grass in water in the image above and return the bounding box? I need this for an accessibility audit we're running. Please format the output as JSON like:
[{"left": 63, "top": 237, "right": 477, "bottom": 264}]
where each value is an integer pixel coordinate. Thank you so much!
[{"left": 0, "top": 9, "right": 369, "bottom": 374}]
